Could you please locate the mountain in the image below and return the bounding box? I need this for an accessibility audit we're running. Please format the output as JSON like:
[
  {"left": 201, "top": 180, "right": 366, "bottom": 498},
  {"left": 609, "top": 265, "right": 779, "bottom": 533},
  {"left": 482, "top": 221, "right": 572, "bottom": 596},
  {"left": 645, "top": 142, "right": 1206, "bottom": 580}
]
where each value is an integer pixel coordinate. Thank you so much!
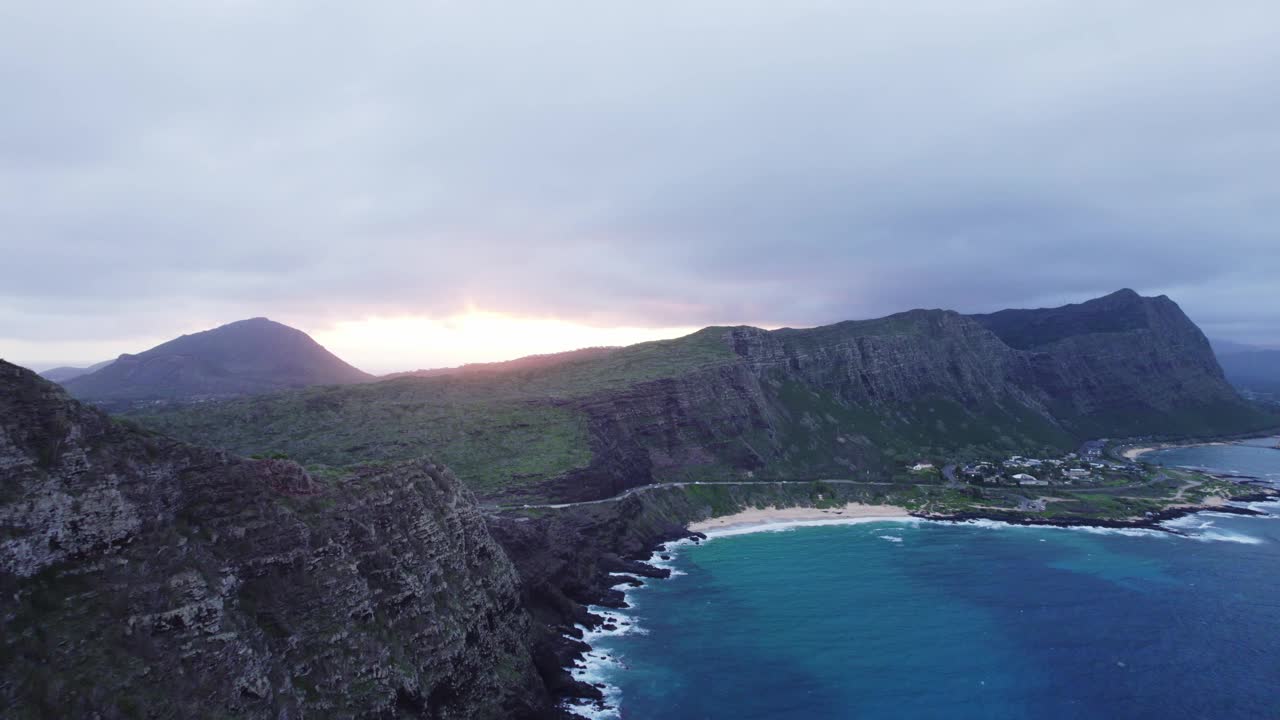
[
  {"left": 0, "top": 360, "right": 548, "bottom": 717},
  {"left": 38, "top": 359, "right": 114, "bottom": 383},
  {"left": 1208, "top": 338, "right": 1280, "bottom": 401},
  {"left": 132, "top": 290, "right": 1275, "bottom": 503},
  {"left": 384, "top": 346, "right": 621, "bottom": 380},
  {"left": 62, "top": 317, "right": 372, "bottom": 409},
  {"left": 967, "top": 289, "right": 1247, "bottom": 433},
  {"left": 1216, "top": 349, "right": 1280, "bottom": 399},
  {"left": 1210, "top": 338, "right": 1265, "bottom": 356}
]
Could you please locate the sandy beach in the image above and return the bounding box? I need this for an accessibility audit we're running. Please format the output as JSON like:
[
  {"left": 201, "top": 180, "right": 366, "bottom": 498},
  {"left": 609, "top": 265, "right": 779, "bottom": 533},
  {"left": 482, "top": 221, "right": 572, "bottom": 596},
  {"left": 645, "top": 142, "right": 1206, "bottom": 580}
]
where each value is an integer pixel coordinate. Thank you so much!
[
  {"left": 688, "top": 503, "right": 911, "bottom": 534},
  {"left": 1122, "top": 441, "right": 1233, "bottom": 461},
  {"left": 1122, "top": 445, "right": 1157, "bottom": 461}
]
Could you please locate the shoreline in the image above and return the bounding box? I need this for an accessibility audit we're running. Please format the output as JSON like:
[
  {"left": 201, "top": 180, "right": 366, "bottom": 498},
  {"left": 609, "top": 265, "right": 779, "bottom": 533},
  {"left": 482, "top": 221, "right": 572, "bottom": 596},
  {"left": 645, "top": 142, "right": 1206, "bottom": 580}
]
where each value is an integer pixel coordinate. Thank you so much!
[
  {"left": 687, "top": 502, "right": 912, "bottom": 535},
  {"left": 556, "top": 463, "right": 1280, "bottom": 718},
  {"left": 560, "top": 490, "right": 1280, "bottom": 719},
  {"left": 1121, "top": 440, "right": 1233, "bottom": 461},
  {"left": 1120, "top": 433, "right": 1280, "bottom": 462}
]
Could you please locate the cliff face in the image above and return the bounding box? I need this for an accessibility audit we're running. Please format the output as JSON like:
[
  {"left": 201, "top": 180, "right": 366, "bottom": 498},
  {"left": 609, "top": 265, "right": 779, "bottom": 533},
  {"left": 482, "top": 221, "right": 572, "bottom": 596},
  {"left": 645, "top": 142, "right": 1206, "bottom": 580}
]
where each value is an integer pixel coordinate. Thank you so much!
[
  {"left": 0, "top": 361, "right": 545, "bottom": 719},
  {"left": 543, "top": 291, "right": 1262, "bottom": 501},
  {"left": 129, "top": 290, "right": 1271, "bottom": 504},
  {"left": 972, "top": 290, "right": 1250, "bottom": 434}
]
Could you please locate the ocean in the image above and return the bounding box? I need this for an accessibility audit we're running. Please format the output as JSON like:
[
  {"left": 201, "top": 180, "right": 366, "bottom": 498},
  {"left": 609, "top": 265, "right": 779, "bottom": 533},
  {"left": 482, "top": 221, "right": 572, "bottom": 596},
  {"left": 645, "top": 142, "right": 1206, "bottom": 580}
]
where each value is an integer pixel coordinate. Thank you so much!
[
  {"left": 569, "top": 441, "right": 1280, "bottom": 719},
  {"left": 1142, "top": 436, "right": 1280, "bottom": 482}
]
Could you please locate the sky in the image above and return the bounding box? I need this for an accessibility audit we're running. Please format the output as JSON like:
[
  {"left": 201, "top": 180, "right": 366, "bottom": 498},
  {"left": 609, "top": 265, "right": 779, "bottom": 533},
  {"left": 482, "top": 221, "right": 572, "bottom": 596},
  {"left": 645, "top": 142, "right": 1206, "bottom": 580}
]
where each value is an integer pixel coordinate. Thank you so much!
[{"left": 2, "top": 1, "right": 1278, "bottom": 374}]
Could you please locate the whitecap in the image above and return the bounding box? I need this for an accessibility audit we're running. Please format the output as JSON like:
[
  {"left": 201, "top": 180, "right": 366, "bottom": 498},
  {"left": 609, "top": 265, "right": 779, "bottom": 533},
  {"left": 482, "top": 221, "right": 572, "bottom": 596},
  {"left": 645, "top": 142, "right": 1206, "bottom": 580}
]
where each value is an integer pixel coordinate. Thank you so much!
[
  {"left": 561, "top": 697, "right": 620, "bottom": 720},
  {"left": 1160, "top": 514, "right": 1266, "bottom": 543},
  {"left": 942, "top": 517, "right": 1168, "bottom": 539},
  {"left": 878, "top": 535, "right": 904, "bottom": 543},
  {"left": 1162, "top": 515, "right": 1216, "bottom": 531},
  {"left": 646, "top": 546, "right": 688, "bottom": 577},
  {"left": 1231, "top": 499, "right": 1280, "bottom": 516},
  {"left": 560, "top": 631, "right": 627, "bottom": 719},
  {"left": 700, "top": 516, "right": 922, "bottom": 539},
  {"left": 1049, "top": 525, "right": 1168, "bottom": 539},
  {"left": 1189, "top": 530, "right": 1264, "bottom": 544}
]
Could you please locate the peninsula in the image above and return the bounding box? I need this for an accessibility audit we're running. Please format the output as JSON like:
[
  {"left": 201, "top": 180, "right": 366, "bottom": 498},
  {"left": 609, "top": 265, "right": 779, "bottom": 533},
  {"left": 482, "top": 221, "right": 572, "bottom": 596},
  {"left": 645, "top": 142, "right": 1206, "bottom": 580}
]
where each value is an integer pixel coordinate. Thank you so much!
[{"left": 4, "top": 290, "right": 1279, "bottom": 718}]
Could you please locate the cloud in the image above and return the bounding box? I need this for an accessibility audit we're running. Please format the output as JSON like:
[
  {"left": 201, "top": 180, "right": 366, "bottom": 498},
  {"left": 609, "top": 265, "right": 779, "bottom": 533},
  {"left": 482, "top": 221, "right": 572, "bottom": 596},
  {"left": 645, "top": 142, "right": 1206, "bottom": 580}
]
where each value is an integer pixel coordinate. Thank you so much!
[{"left": 2, "top": 0, "right": 1278, "bottom": 365}]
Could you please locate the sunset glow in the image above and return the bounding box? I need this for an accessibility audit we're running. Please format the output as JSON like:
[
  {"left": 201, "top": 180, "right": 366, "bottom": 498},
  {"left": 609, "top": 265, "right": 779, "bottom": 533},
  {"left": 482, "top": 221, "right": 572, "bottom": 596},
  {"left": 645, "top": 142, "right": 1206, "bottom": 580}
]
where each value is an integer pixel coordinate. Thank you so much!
[{"left": 310, "top": 311, "right": 703, "bottom": 375}]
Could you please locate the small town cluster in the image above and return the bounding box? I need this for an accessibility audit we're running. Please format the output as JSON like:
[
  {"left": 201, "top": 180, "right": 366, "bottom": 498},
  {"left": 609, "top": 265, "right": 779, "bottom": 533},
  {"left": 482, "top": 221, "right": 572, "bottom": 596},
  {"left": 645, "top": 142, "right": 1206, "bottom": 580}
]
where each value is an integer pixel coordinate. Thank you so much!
[{"left": 911, "top": 440, "right": 1142, "bottom": 487}]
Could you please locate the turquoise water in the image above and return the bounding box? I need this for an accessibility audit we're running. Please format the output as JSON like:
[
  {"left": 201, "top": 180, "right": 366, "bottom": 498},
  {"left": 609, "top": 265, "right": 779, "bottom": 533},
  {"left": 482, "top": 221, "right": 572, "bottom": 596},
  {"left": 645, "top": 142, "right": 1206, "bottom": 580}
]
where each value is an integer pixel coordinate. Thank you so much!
[
  {"left": 572, "top": 445, "right": 1280, "bottom": 719},
  {"left": 1143, "top": 436, "right": 1280, "bottom": 481}
]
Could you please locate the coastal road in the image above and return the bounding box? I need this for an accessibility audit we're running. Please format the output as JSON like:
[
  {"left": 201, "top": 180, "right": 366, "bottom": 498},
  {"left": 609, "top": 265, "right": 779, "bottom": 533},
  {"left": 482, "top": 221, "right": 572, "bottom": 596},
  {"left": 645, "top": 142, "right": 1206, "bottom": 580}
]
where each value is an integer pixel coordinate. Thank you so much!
[
  {"left": 492, "top": 461, "right": 1181, "bottom": 514},
  {"left": 942, "top": 464, "right": 959, "bottom": 488},
  {"left": 493, "top": 478, "right": 921, "bottom": 512}
]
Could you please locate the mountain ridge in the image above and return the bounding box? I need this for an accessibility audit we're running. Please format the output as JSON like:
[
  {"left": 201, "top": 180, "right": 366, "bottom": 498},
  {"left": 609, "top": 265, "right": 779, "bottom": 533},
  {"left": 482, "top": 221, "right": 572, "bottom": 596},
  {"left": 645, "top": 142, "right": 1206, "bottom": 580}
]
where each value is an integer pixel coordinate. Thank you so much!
[
  {"left": 62, "top": 317, "right": 372, "bottom": 409},
  {"left": 130, "top": 290, "right": 1275, "bottom": 503},
  {"left": 38, "top": 358, "right": 115, "bottom": 383}
]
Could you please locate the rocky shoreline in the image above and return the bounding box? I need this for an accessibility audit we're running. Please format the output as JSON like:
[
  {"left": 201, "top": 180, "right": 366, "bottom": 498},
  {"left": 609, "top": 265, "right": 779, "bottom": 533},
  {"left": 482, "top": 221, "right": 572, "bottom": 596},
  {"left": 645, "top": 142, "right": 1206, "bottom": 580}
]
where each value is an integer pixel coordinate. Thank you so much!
[
  {"left": 913, "top": 498, "right": 1273, "bottom": 535},
  {"left": 529, "top": 487, "right": 1278, "bottom": 717},
  {"left": 1117, "top": 432, "right": 1280, "bottom": 462}
]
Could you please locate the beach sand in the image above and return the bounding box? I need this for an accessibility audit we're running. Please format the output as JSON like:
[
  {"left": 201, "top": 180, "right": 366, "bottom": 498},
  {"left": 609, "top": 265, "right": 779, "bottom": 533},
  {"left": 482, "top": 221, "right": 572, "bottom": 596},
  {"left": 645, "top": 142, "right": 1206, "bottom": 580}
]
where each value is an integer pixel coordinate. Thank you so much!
[
  {"left": 1123, "top": 441, "right": 1233, "bottom": 461},
  {"left": 1122, "top": 446, "right": 1157, "bottom": 461},
  {"left": 688, "top": 503, "right": 911, "bottom": 534}
]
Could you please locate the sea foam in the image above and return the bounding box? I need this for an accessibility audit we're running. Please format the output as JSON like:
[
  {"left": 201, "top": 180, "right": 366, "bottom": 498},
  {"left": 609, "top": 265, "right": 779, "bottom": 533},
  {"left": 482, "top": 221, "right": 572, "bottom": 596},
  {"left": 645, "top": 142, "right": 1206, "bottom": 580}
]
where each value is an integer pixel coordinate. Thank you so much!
[
  {"left": 943, "top": 517, "right": 1168, "bottom": 539},
  {"left": 1161, "top": 514, "right": 1265, "bottom": 544},
  {"left": 940, "top": 514, "right": 1267, "bottom": 544},
  {"left": 562, "top": 606, "right": 648, "bottom": 719},
  {"left": 701, "top": 516, "right": 921, "bottom": 539}
]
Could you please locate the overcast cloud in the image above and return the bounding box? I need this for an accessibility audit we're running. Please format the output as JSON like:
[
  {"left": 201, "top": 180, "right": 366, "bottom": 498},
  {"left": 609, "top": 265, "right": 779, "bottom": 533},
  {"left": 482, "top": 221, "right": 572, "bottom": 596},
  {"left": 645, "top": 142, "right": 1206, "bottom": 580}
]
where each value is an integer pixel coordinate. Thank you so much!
[{"left": 2, "top": 1, "right": 1278, "bottom": 368}]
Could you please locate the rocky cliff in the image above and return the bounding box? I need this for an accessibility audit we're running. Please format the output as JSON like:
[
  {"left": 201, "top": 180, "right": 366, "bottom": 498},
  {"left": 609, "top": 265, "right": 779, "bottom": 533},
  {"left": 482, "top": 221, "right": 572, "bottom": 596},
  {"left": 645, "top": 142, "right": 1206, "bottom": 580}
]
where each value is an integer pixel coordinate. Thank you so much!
[
  {"left": 0, "top": 360, "right": 547, "bottom": 718},
  {"left": 971, "top": 289, "right": 1247, "bottom": 433},
  {"left": 543, "top": 291, "right": 1265, "bottom": 501},
  {"left": 130, "top": 290, "right": 1273, "bottom": 504}
]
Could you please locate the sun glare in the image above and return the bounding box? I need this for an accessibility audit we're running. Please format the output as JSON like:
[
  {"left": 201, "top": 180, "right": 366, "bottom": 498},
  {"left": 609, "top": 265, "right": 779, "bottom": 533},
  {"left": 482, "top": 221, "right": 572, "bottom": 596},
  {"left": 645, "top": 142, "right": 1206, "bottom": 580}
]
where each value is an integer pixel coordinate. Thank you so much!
[{"left": 310, "top": 311, "right": 702, "bottom": 375}]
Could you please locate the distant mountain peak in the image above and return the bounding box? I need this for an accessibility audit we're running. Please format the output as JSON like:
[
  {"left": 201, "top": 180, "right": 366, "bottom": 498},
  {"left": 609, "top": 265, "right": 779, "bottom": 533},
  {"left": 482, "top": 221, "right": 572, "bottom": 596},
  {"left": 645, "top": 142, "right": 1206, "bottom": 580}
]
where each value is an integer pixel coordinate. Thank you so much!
[{"left": 62, "top": 318, "right": 371, "bottom": 410}]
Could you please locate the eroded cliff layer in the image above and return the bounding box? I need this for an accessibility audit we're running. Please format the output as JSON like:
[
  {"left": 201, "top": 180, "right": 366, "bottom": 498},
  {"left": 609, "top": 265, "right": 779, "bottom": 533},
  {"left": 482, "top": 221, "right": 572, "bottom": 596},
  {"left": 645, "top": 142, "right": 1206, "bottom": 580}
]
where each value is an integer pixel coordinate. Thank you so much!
[
  {"left": 546, "top": 291, "right": 1265, "bottom": 500},
  {"left": 0, "top": 361, "right": 545, "bottom": 719}
]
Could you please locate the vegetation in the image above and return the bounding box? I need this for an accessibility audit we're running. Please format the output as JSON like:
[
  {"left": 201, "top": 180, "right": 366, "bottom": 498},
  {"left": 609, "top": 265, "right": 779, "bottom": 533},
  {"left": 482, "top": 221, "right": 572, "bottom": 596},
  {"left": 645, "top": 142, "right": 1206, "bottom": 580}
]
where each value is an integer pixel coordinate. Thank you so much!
[
  {"left": 126, "top": 295, "right": 1275, "bottom": 504},
  {"left": 130, "top": 328, "right": 734, "bottom": 496}
]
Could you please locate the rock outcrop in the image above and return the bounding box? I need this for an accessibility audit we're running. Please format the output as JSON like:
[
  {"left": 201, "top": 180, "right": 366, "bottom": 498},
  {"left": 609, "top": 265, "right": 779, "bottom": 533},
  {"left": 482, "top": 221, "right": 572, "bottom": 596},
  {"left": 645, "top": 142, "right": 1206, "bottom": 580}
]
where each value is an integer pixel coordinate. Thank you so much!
[{"left": 0, "top": 361, "right": 546, "bottom": 718}]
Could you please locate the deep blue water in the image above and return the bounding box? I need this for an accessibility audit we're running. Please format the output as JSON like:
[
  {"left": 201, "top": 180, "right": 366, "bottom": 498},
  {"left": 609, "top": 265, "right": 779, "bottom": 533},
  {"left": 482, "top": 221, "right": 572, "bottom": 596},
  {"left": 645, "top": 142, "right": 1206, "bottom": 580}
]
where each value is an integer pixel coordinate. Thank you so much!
[{"left": 571, "top": 444, "right": 1280, "bottom": 720}]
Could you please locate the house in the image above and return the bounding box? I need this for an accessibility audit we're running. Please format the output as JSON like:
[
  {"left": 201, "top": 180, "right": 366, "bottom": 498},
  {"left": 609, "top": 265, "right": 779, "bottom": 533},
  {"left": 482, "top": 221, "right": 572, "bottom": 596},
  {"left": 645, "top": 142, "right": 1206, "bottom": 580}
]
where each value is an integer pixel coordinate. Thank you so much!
[
  {"left": 1013, "top": 473, "right": 1046, "bottom": 485},
  {"left": 910, "top": 462, "right": 935, "bottom": 472},
  {"left": 961, "top": 462, "right": 996, "bottom": 480}
]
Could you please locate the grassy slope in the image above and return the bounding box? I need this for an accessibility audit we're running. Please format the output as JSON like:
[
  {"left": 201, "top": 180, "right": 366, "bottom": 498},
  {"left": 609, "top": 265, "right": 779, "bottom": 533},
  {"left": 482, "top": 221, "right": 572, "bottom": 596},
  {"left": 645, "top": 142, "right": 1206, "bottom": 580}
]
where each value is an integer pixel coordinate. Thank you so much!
[
  {"left": 131, "top": 317, "right": 1273, "bottom": 501},
  {"left": 131, "top": 329, "right": 737, "bottom": 496}
]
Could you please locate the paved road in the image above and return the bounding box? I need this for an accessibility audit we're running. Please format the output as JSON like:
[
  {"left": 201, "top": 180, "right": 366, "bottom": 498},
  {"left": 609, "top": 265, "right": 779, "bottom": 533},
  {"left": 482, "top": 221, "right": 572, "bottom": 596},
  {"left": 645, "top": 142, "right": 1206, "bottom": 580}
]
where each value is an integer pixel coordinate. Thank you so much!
[
  {"left": 495, "top": 478, "right": 911, "bottom": 511},
  {"left": 942, "top": 464, "right": 959, "bottom": 488},
  {"left": 495, "top": 464, "right": 1182, "bottom": 513}
]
